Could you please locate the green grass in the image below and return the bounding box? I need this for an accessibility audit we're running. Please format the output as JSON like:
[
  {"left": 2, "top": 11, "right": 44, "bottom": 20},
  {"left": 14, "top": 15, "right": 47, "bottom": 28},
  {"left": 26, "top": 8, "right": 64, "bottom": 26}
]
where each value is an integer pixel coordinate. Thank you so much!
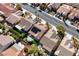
[
  {"left": 32, "top": 40, "right": 37, "bottom": 44},
  {"left": 29, "top": 36, "right": 37, "bottom": 44},
  {"left": 0, "top": 25, "right": 4, "bottom": 29},
  {"left": 10, "top": 28, "right": 21, "bottom": 37},
  {"left": 10, "top": 28, "right": 28, "bottom": 41}
]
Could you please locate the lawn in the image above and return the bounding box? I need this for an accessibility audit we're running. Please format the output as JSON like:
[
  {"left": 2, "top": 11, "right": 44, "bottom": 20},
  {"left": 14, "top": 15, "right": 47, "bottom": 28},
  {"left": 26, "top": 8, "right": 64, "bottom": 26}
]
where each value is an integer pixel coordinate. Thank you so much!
[{"left": 0, "top": 24, "right": 4, "bottom": 29}]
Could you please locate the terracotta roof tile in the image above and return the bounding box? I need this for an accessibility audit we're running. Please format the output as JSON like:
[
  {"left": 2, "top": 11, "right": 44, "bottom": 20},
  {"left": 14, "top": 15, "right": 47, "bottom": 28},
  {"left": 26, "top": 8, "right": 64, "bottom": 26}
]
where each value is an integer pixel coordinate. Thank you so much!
[{"left": 0, "top": 4, "right": 16, "bottom": 17}]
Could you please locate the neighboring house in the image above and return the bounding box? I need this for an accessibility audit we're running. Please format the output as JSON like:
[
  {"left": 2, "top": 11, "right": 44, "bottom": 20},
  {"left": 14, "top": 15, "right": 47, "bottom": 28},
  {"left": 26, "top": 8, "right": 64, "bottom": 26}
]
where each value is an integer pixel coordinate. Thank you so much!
[
  {"left": 0, "top": 35, "right": 14, "bottom": 52},
  {"left": 0, "top": 4, "right": 16, "bottom": 17},
  {"left": 28, "top": 21, "right": 48, "bottom": 40},
  {"left": 6, "top": 14, "right": 21, "bottom": 25},
  {"left": 4, "top": 3, "right": 15, "bottom": 8},
  {"left": 54, "top": 34, "right": 77, "bottom": 56},
  {"left": 68, "top": 8, "right": 77, "bottom": 20},
  {"left": 48, "top": 3, "right": 61, "bottom": 11},
  {"left": 40, "top": 28, "right": 61, "bottom": 54},
  {"left": 68, "top": 9, "right": 79, "bottom": 20},
  {"left": 1, "top": 42, "right": 25, "bottom": 56},
  {"left": 57, "top": 4, "right": 73, "bottom": 17},
  {"left": 74, "top": 9, "right": 79, "bottom": 19},
  {"left": 17, "top": 18, "right": 33, "bottom": 32},
  {"left": 68, "top": 9, "right": 79, "bottom": 30}
]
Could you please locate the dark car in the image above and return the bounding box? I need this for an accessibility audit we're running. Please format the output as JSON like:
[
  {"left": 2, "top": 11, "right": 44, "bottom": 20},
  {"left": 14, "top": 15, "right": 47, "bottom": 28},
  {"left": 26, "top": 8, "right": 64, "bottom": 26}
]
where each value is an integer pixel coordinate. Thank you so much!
[
  {"left": 76, "top": 29, "right": 79, "bottom": 32},
  {"left": 38, "top": 10, "right": 42, "bottom": 12},
  {"left": 22, "top": 3, "right": 28, "bottom": 5}
]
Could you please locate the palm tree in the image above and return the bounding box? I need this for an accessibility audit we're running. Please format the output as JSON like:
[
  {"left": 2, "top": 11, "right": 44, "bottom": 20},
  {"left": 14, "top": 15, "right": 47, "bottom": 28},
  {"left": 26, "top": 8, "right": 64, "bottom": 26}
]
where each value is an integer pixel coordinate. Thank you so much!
[
  {"left": 71, "top": 37, "right": 79, "bottom": 49},
  {"left": 10, "top": 3, "right": 16, "bottom": 8},
  {"left": 26, "top": 44, "right": 44, "bottom": 56},
  {"left": 39, "top": 3, "right": 48, "bottom": 11},
  {"left": 21, "top": 12, "right": 31, "bottom": 18},
  {"left": 15, "top": 4, "right": 22, "bottom": 11},
  {"left": 0, "top": 14, "right": 6, "bottom": 19},
  {"left": 34, "top": 16, "right": 41, "bottom": 23},
  {"left": 56, "top": 24, "right": 65, "bottom": 39}
]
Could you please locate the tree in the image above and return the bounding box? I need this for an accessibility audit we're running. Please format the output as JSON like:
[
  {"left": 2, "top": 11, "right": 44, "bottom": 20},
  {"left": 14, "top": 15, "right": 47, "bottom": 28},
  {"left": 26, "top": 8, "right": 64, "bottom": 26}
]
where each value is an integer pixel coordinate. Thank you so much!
[
  {"left": 10, "top": 3, "right": 16, "bottom": 8},
  {"left": 15, "top": 4, "right": 22, "bottom": 11},
  {"left": 34, "top": 16, "right": 41, "bottom": 23},
  {"left": 71, "top": 37, "right": 79, "bottom": 49},
  {"left": 39, "top": 3, "right": 48, "bottom": 11},
  {"left": 56, "top": 24, "right": 65, "bottom": 39},
  {"left": 55, "top": 13, "right": 61, "bottom": 19},
  {"left": 27, "top": 44, "right": 44, "bottom": 56},
  {"left": 21, "top": 12, "right": 31, "bottom": 18},
  {"left": 0, "top": 14, "right": 6, "bottom": 19}
]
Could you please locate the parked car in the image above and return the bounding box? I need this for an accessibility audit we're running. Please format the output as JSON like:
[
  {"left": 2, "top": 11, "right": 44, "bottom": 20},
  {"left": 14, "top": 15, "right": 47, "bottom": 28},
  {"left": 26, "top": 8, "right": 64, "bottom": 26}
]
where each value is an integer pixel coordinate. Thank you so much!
[
  {"left": 38, "top": 10, "right": 42, "bottom": 12},
  {"left": 22, "top": 3, "right": 28, "bottom": 5},
  {"left": 76, "top": 29, "right": 79, "bottom": 32}
]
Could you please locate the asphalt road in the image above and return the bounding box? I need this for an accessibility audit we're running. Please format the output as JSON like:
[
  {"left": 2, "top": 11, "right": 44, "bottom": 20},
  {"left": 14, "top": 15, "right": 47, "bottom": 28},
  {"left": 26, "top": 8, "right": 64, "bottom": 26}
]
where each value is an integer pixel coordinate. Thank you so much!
[{"left": 21, "top": 4, "right": 79, "bottom": 39}]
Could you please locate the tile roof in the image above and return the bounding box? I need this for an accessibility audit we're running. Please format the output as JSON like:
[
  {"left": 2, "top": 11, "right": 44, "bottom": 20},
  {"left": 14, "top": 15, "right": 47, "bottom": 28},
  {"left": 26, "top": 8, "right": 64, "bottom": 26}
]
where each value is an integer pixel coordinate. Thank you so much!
[
  {"left": 40, "top": 28, "right": 60, "bottom": 52},
  {"left": 18, "top": 18, "right": 33, "bottom": 31},
  {"left": 0, "top": 4, "right": 16, "bottom": 17},
  {"left": 68, "top": 8, "right": 77, "bottom": 20},
  {"left": 55, "top": 45, "right": 75, "bottom": 56},
  {"left": 0, "top": 35, "right": 14, "bottom": 46},
  {"left": 1, "top": 43, "right": 25, "bottom": 56},
  {"left": 55, "top": 35, "right": 77, "bottom": 56},
  {"left": 68, "top": 8, "right": 79, "bottom": 19},
  {"left": 14, "top": 10, "right": 23, "bottom": 16},
  {"left": 40, "top": 36, "right": 56, "bottom": 52},
  {"left": 57, "top": 4, "right": 73, "bottom": 16},
  {"left": 0, "top": 35, "right": 14, "bottom": 52},
  {"left": 48, "top": 3, "right": 61, "bottom": 10},
  {"left": 6, "top": 14, "right": 21, "bottom": 24},
  {"left": 75, "top": 9, "right": 79, "bottom": 18}
]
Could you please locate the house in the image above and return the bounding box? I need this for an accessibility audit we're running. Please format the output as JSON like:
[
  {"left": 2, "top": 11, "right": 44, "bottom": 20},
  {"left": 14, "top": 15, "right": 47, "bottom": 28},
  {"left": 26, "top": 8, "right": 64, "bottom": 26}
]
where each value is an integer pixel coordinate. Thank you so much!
[
  {"left": 17, "top": 18, "right": 33, "bottom": 32},
  {"left": 68, "top": 9, "right": 79, "bottom": 20},
  {"left": 0, "top": 35, "right": 14, "bottom": 52},
  {"left": 48, "top": 3, "right": 61, "bottom": 11},
  {"left": 4, "top": 3, "right": 15, "bottom": 8},
  {"left": 1, "top": 42, "right": 25, "bottom": 56},
  {"left": 28, "top": 20, "right": 48, "bottom": 40},
  {"left": 57, "top": 4, "right": 73, "bottom": 17},
  {"left": 74, "top": 9, "right": 79, "bottom": 19},
  {"left": 40, "top": 27, "right": 61, "bottom": 54},
  {"left": 68, "top": 8, "right": 77, "bottom": 20},
  {"left": 6, "top": 14, "right": 21, "bottom": 25},
  {"left": 54, "top": 33, "right": 77, "bottom": 56},
  {"left": 0, "top": 4, "right": 16, "bottom": 17}
]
